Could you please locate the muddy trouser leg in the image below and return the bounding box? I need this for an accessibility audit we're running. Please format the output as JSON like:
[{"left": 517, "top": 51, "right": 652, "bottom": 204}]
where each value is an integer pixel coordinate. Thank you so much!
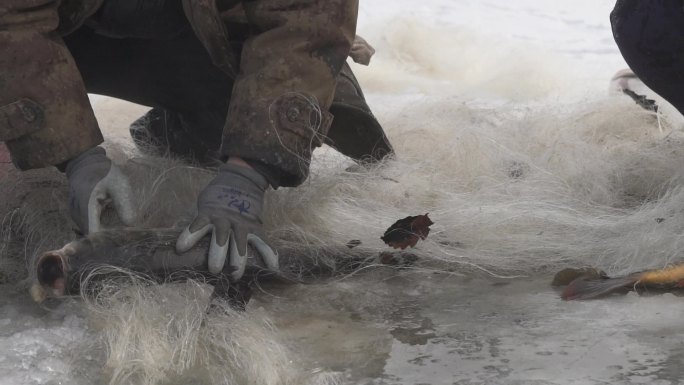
[
  {"left": 611, "top": 0, "right": 684, "bottom": 115},
  {"left": 0, "top": 0, "right": 104, "bottom": 170},
  {"left": 63, "top": 26, "right": 234, "bottom": 163},
  {"left": 64, "top": 25, "right": 394, "bottom": 170}
]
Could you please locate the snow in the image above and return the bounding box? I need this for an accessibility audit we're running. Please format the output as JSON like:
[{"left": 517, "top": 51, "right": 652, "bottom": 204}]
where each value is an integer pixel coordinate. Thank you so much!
[{"left": 4, "top": 1, "right": 684, "bottom": 384}]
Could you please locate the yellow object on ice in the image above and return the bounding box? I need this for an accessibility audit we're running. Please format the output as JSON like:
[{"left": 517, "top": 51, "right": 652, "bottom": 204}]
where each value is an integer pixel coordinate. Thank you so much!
[{"left": 638, "top": 264, "right": 684, "bottom": 285}]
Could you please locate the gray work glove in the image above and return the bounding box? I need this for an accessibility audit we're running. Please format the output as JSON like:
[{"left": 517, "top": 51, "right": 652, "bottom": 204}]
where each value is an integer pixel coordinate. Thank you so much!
[
  {"left": 65, "top": 146, "right": 136, "bottom": 234},
  {"left": 175, "top": 162, "right": 278, "bottom": 279}
]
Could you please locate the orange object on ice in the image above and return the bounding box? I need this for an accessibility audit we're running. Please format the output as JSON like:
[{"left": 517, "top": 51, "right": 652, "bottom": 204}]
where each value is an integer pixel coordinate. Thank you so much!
[{"left": 561, "top": 264, "right": 684, "bottom": 300}]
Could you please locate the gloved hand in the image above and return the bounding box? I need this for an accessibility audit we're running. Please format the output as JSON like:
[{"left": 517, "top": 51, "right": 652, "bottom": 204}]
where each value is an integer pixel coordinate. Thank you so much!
[
  {"left": 65, "top": 146, "right": 136, "bottom": 234},
  {"left": 176, "top": 162, "right": 278, "bottom": 280}
]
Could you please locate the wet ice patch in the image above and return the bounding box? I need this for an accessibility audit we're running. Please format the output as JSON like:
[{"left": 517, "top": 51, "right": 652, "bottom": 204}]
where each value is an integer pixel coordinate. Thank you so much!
[
  {"left": 253, "top": 271, "right": 684, "bottom": 384},
  {"left": 0, "top": 293, "right": 96, "bottom": 385}
]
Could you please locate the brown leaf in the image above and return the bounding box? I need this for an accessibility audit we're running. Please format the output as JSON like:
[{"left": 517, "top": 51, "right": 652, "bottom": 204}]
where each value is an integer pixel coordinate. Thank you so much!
[{"left": 381, "top": 214, "right": 434, "bottom": 250}]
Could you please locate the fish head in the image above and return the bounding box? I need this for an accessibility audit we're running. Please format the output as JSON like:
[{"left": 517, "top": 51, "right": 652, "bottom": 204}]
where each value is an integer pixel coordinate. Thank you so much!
[{"left": 33, "top": 248, "right": 70, "bottom": 301}]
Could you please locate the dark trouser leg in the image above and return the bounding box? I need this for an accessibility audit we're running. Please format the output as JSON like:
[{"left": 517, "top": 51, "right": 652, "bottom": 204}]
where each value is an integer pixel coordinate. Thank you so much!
[
  {"left": 63, "top": 25, "right": 233, "bottom": 162},
  {"left": 611, "top": 0, "right": 684, "bottom": 115},
  {"left": 326, "top": 63, "right": 394, "bottom": 163}
]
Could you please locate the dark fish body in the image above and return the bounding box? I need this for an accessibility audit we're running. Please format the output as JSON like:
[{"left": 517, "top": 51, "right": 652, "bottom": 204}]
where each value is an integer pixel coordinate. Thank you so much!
[
  {"left": 559, "top": 264, "right": 684, "bottom": 300},
  {"left": 32, "top": 229, "right": 289, "bottom": 306}
]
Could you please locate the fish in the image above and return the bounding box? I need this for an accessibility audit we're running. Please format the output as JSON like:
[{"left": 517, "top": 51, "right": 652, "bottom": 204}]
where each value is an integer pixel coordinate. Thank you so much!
[
  {"left": 559, "top": 264, "right": 684, "bottom": 300},
  {"left": 30, "top": 228, "right": 378, "bottom": 306},
  {"left": 31, "top": 228, "right": 291, "bottom": 307}
]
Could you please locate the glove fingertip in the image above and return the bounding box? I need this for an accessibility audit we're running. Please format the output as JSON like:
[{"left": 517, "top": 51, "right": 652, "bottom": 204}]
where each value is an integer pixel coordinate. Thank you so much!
[
  {"left": 86, "top": 198, "right": 104, "bottom": 234},
  {"left": 175, "top": 228, "right": 194, "bottom": 253},
  {"left": 208, "top": 233, "right": 229, "bottom": 274},
  {"left": 176, "top": 224, "right": 211, "bottom": 253},
  {"left": 249, "top": 235, "right": 279, "bottom": 271},
  {"left": 229, "top": 236, "right": 248, "bottom": 281},
  {"left": 117, "top": 203, "right": 137, "bottom": 226},
  {"left": 110, "top": 191, "right": 137, "bottom": 227},
  {"left": 232, "top": 228, "right": 249, "bottom": 257},
  {"left": 87, "top": 220, "right": 100, "bottom": 235}
]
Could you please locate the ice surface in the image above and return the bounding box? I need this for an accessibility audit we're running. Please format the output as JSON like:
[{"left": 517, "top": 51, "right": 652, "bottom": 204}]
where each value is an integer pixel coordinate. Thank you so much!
[
  {"left": 267, "top": 272, "right": 684, "bottom": 384},
  {"left": 3, "top": 1, "right": 684, "bottom": 384}
]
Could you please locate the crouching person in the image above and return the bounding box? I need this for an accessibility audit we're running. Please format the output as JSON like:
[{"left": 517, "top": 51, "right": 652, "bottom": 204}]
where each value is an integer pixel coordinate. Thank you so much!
[{"left": 0, "top": 0, "right": 393, "bottom": 280}]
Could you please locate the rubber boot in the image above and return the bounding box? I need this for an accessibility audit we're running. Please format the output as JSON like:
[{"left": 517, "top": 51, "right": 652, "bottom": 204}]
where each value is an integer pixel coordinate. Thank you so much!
[{"left": 129, "top": 108, "right": 222, "bottom": 166}]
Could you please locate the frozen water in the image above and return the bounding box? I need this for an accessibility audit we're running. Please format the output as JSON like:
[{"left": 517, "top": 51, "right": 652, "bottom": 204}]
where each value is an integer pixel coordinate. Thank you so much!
[
  {"left": 3, "top": 1, "right": 684, "bottom": 384},
  {"left": 265, "top": 272, "right": 684, "bottom": 384}
]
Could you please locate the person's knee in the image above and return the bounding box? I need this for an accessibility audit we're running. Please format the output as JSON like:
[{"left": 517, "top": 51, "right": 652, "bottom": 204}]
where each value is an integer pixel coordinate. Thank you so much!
[
  {"left": 611, "top": 0, "right": 684, "bottom": 53},
  {"left": 610, "top": 0, "right": 635, "bottom": 46},
  {"left": 0, "top": 0, "right": 60, "bottom": 33},
  {"left": 611, "top": 0, "right": 684, "bottom": 113}
]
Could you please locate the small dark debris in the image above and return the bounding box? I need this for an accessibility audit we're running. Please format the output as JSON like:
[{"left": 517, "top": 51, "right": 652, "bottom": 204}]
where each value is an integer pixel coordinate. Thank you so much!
[
  {"left": 623, "top": 89, "right": 658, "bottom": 113},
  {"left": 656, "top": 218, "right": 665, "bottom": 224},
  {"left": 381, "top": 176, "right": 400, "bottom": 183},
  {"left": 346, "top": 240, "right": 362, "bottom": 249},
  {"left": 438, "top": 240, "right": 465, "bottom": 248},
  {"left": 508, "top": 161, "right": 529, "bottom": 179},
  {"left": 379, "top": 251, "right": 419, "bottom": 267}
]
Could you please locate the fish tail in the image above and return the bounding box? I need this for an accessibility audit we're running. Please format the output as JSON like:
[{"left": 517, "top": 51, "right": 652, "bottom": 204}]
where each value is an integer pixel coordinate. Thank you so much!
[{"left": 561, "top": 274, "right": 640, "bottom": 301}]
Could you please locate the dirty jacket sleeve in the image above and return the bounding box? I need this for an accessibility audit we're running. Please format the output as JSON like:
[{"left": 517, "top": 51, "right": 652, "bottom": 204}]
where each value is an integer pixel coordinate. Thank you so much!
[
  {"left": 0, "top": 0, "right": 103, "bottom": 170},
  {"left": 219, "top": 0, "right": 358, "bottom": 187}
]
